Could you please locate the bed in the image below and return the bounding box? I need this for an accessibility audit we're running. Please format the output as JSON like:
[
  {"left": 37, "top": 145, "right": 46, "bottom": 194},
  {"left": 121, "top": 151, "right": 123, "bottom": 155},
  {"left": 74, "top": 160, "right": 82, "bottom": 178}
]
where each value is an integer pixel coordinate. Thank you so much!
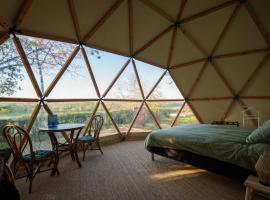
[{"left": 145, "top": 124, "right": 270, "bottom": 181}]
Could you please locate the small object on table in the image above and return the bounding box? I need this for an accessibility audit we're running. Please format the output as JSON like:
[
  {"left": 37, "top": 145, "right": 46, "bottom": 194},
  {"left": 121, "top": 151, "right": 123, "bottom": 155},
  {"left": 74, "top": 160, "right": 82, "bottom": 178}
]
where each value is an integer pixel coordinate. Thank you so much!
[
  {"left": 255, "top": 154, "right": 270, "bottom": 185},
  {"left": 39, "top": 123, "right": 85, "bottom": 168},
  {"left": 244, "top": 175, "right": 270, "bottom": 200},
  {"left": 48, "top": 114, "right": 58, "bottom": 128}
]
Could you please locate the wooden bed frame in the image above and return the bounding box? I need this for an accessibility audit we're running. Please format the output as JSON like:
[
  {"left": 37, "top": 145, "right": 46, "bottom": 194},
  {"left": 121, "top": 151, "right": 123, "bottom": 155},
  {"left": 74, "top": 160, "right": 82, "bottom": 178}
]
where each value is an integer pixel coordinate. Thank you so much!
[{"left": 147, "top": 146, "right": 255, "bottom": 182}]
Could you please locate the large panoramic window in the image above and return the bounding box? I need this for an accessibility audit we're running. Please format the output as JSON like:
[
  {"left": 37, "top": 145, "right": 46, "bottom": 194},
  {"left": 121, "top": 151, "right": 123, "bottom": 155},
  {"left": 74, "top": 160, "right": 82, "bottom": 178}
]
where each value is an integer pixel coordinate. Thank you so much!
[{"left": 0, "top": 35, "right": 197, "bottom": 148}]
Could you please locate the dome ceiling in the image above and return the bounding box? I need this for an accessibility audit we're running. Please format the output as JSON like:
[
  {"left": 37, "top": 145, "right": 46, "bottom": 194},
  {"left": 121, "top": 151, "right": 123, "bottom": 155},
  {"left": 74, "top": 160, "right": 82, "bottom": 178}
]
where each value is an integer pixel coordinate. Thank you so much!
[{"left": 0, "top": 0, "right": 270, "bottom": 127}]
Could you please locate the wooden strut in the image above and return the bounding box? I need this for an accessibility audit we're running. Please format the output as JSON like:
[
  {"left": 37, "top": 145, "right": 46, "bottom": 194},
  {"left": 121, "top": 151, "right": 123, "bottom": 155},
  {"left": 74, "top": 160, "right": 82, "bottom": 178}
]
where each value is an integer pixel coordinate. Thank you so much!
[
  {"left": 241, "top": 96, "right": 270, "bottom": 100},
  {"left": 101, "top": 101, "right": 123, "bottom": 137},
  {"left": 145, "top": 70, "right": 167, "bottom": 99},
  {"left": 19, "top": 29, "right": 78, "bottom": 44},
  {"left": 238, "top": 52, "right": 270, "bottom": 95},
  {"left": 244, "top": 1, "right": 270, "bottom": 46},
  {"left": 46, "top": 98, "right": 98, "bottom": 102},
  {"left": 13, "top": 0, "right": 33, "bottom": 27},
  {"left": 67, "top": 0, "right": 81, "bottom": 42},
  {"left": 171, "top": 101, "right": 186, "bottom": 127},
  {"left": 42, "top": 103, "right": 53, "bottom": 115},
  {"left": 211, "top": 61, "right": 236, "bottom": 95},
  {"left": 131, "top": 59, "right": 145, "bottom": 99},
  {"left": 220, "top": 99, "right": 235, "bottom": 121},
  {"left": 166, "top": 27, "right": 177, "bottom": 67},
  {"left": 103, "top": 99, "right": 142, "bottom": 102},
  {"left": 44, "top": 46, "right": 80, "bottom": 97},
  {"left": 177, "top": 0, "right": 187, "bottom": 20},
  {"left": 0, "top": 32, "right": 9, "bottom": 45},
  {"left": 83, "top": 101, "right": 100, "bottom": 135},
  {"left": 171, "top": 58, "right": 206, "bottom": 69},
  {"left": 187, "top": 61, "right": 208, "bottom": 98},
  {"left": 213, "top": 48, "right": 270, "bottom": 59},
  {"left": 133, "top": 25, "right": 174, "bottom": 56},
  {"left": 126, "top": 102, "right": 144, "bottom": 137},
  {"left": 83, "top": 0, "right": 124, "bottom": 42},
  {"left": 210, "top": 2, "right": 241, "bottom": 55},
  {"left": 26, "top": 102, "right": 41, "bottom": 132},
  {"left": 128, "top": 0, "right": 133, "bottom": 56},
  {"left": 81, "top": 47, "right": 101, "bottom": 98},
  {"left": 0, "top": 98, "right": 39, "bottom": 102},
  {"left": 181, "top": 0, "right": 237, "bottom": 24},
  {"left": 138, "top": 0, "right": 174, "bottom": 23},
  {"left": 168, "top": 70, "right": 203, "bottom": 124},
  {"left": 102, "top": 59, "right": 131, "bottom": 98},
  {"left": 144, "top": 101, "right": 162, "bottom": 129},
  {"left": 13, "top": 35, "right": 43, "bottom": 98},
  {"left": 146, "top": 99, "right": 184, "bottom": 102},
  {"left": 189, "top": 97, "right": 232, "bottom": 101}
]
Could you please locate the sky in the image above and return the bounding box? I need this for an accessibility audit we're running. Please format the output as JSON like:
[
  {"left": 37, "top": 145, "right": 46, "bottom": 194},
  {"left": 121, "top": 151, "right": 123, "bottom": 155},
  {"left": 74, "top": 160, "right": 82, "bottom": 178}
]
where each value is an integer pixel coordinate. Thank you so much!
[{"left": 2, "top": 46, "right": 183, "bottom": 100}]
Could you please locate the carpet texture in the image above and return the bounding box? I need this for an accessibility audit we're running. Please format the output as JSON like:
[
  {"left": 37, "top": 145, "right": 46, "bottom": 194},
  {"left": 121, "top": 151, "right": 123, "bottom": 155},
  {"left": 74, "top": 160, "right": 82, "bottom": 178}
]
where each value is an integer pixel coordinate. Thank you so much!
[{"left": 16, "top": 141, "right": 265, "bottom": 200}]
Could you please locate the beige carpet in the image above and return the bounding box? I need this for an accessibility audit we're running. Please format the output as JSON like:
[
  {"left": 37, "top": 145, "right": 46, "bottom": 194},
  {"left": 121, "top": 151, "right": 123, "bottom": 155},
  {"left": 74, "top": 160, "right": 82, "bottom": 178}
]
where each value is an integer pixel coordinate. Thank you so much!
[{"left": 15, "top": 141, "right": 264, "bottom": 200}]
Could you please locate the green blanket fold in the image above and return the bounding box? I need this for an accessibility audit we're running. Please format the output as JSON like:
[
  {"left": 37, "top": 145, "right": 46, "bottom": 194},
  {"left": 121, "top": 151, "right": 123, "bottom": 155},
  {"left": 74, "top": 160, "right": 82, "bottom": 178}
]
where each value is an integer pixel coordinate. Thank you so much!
[{"left": 145, "top": 124, "right": 270, "bottom": 171}]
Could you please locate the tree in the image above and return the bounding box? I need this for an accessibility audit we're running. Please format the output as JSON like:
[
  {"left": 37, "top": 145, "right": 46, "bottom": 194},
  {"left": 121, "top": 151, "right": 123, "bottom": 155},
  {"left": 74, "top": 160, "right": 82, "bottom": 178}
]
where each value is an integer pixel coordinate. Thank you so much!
[{"left": 0, "top": 35, "right": 100, "bottom": 96}]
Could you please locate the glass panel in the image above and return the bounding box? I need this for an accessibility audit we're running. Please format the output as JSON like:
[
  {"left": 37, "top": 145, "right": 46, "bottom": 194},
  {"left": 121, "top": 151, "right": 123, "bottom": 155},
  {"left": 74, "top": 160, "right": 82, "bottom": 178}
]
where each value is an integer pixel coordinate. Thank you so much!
[
  {"left": 0, "top": 38, "right": 37, "bottom": 98},
  {"left": 30, "top": 106, "right": 51, "bottom": 150},
  {"left": 0, "top": 102, "right": 37, "bottom": 149},
  {"left": 105, "top": 101, "right": 142, "bottom": 133},
  {"left": 19, "top": 35, "right": 77, "bottom": 94},
  {"left": 149, "top": 72, "right": 183, "bottom": 99},
  {"left": 48, "top": 51, "right": 98, "bottom": 99},
  {"left": 95, "top": 103, "right": 117, "bottom": 136},
  {"left": 131, "top": 105, "right": 159, "bottom": 132},
  {"left": 106, "top": 63, "right": 142, "bottom": 99},
  {"left": 174, "top": 104, "right": 198, "bottom": 126},
  {"left": 48, "top": 101, "right": 96, "bottom": 124},
  {"left": 134, "top": 59, "right": 165, "bottom": 97},
  {"left": 86, "top": 47, "right": 129, "bottom": 95},
  {"left": 148, "top": 101, "right": 182, "bottom": 128}
]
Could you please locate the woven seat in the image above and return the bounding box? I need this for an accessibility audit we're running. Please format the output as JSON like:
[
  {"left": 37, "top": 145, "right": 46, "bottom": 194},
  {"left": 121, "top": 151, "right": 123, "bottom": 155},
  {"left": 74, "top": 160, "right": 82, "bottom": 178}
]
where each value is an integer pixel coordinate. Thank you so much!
[
  {"left": 23, "top": 150, "right": 55, "bottom": 162},
  {"left": 78, "top": 135, "right": 95, "bottom": 142}
]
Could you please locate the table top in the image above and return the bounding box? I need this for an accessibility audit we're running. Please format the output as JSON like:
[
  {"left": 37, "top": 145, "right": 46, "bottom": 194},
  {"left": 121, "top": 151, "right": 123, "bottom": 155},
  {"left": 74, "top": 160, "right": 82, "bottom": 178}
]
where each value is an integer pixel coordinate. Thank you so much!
[
  {"left": 245, "top": 175, "right": 270, "bottom": 195},
  {"left": 39, "top": 123, "right": 85, "bottom": 132}
]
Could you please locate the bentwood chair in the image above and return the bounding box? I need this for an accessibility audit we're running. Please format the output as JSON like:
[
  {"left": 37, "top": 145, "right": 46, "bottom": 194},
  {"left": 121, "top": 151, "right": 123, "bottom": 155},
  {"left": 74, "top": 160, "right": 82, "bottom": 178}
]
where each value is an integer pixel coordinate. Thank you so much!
[
  {"left": 2, "top": 125, "right": 59, "bottom": 193},
  {"left": 77, "top": 115, "right": 104, "bottom": 161}
]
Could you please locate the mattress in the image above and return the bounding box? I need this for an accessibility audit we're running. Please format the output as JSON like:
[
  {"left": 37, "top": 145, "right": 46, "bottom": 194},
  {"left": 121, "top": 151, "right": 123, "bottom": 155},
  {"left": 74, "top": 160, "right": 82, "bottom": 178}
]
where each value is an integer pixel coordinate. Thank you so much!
[{"left": 145, "top": 124, "right": 270, "bottom": 171}]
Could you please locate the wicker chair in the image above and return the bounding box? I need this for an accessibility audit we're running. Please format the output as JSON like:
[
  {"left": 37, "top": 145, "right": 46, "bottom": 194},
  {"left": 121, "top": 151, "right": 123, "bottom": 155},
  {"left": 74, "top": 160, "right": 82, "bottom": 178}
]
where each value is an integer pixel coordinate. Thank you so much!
[
  {"left": 77, "top": 115, "right": 104, "bottom": 161},
  {"left": 2, "top": 125, "right": 59, "bottom": 193}
]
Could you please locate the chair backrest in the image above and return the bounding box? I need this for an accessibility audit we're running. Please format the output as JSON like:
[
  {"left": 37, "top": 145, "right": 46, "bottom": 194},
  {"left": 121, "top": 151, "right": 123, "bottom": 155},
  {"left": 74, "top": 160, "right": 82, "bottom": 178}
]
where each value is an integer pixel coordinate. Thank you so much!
[
  {"left": 2, "top": 125, "right": 35, "bottom": 173},
  {"left": 89, "top": 115, "right": 104, "bottom": 139}
]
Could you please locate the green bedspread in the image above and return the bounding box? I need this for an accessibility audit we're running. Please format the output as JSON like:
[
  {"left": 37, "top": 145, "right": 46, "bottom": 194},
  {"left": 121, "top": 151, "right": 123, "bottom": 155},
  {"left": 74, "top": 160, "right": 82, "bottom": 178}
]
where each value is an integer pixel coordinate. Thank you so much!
[{"left": 145, "top": 124, "right": 270, "bottom": 171}]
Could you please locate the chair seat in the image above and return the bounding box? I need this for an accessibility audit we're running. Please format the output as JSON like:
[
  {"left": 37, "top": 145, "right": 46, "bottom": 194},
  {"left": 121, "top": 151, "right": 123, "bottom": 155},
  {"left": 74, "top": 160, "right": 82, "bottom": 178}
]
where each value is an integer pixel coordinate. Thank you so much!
[
  {"left": 23, "top": 150, "right": 55, "bottom": 162},
  {"left": 78, "top": 135, "right": 95, "bottom": 142}
]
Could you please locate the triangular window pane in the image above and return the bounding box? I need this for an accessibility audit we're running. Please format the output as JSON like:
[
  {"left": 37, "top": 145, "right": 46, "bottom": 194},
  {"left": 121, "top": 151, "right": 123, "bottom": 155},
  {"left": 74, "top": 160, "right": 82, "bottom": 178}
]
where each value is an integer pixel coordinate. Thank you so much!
[
  {"left": 105, "top": 101, "right": 142, "bottom": 133},
  {"left": 0, "top": 102, "right": 37, "bottom": 149},
  {"left": 0, "top": 38, "right": 37, "bottom": 98},
  {"left": 18, "top": 35, "right": 76, "bottom": 94},
  {"left": 131, "top": 104, "right": 159, "bottom": 132},
  {"left": 86, "top": 47, "right": 129, "bottom": 95},
  {"left": 106, "top": 62, "right": 142, "bottom": 99},
  {"left": 95, "top": 103, "right": 118, "bottom": 136},
  {"left": 149, "top": 72, "right": 183, "bottom": 99},
  {"left": 174, "top": 104, "right": 198, "bottom": 126},
  {"left": 48, "top": 50, "right": 98, "bottom": 99},
  {"left": 134, "top": 59, "right": 165, "bottom": 97},
  {"left": 148, "top": 101, "right": 182, "bottom": 128}
]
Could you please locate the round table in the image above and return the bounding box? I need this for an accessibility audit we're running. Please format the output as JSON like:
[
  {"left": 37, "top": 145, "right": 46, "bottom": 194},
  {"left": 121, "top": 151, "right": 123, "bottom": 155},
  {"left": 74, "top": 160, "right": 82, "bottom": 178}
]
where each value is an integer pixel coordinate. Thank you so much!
[{"left": 39, "top": 123, "right": 85, "bottom": 168}]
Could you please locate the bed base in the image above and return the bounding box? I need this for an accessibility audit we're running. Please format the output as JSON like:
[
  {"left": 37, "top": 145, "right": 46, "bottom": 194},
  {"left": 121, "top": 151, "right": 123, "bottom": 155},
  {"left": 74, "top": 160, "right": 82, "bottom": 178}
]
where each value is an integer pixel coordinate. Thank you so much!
[{"left": 147, "top": 146, "right": 255, "bottom": 182}]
